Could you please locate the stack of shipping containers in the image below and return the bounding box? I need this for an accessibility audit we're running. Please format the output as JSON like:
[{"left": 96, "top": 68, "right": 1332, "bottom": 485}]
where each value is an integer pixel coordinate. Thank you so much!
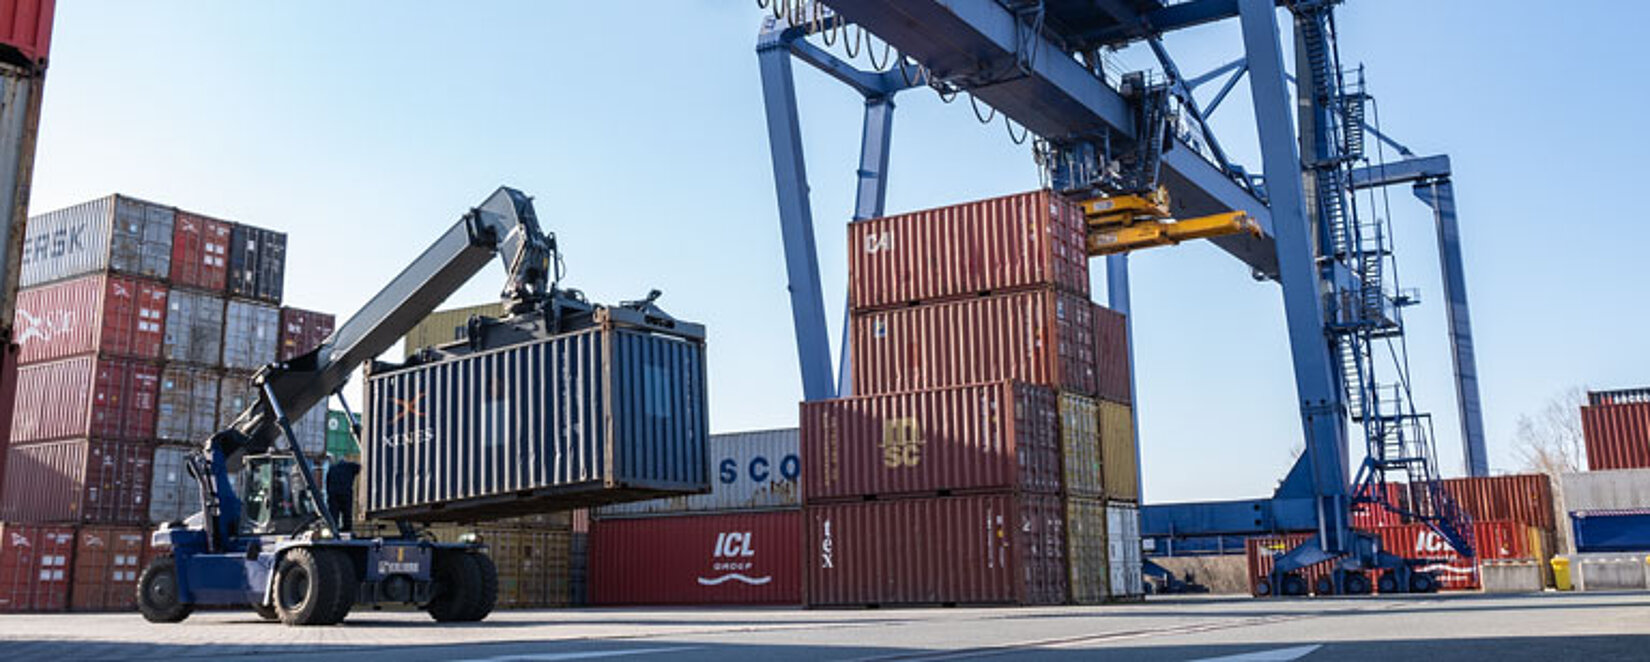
[
  {"left": 801, "top": 189, "right": 1141, "bottom": 607},
  {"left": 1562, "top": 388, "right": 1650, "bottom": 556},
  {"left": 588, "top": 429, "right": 801, "bottom": 605},
  {"left": 0, "top": 194, "right": 333, "bottom": 611}
]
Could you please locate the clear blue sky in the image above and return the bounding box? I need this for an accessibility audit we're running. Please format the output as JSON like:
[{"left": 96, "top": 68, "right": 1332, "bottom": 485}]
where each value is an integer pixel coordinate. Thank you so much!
[{"left": 29, "top": 2, "right": 1648, "bottom": 503}]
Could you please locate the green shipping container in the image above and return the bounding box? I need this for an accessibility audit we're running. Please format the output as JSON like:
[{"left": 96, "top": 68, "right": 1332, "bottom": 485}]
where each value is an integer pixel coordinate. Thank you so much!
[{"left": 326, "top": 411, "right": 359, "bottom": 459}]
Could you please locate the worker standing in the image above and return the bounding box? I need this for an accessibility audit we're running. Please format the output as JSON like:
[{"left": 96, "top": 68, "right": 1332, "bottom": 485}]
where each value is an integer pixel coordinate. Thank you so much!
[{"left": 325, "top": 456, "right": 361, "bottom": 532}]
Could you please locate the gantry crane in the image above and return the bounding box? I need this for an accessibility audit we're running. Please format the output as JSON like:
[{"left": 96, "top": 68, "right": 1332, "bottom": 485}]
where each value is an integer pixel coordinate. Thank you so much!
[{"left": 757, "top": 0, "right": 1487, "bottom": 595}]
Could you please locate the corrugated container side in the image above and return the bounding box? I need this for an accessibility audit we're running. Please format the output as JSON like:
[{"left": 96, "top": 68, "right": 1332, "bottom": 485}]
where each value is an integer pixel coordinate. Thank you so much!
[
  {"left": 1350, "top": 482, "right": 1410, "bottom": 529},
  {"left": 1065, "top": 496, "right": 1108, "bottom": 604},
  {"left": 1560, "top": 469, "right": 1650, "bottom": 512},
  {"left": 402, "top": 302, "right": 506, "bottom": 360},
  {"left": 10, "top": 356, "right": 159, "bottom": 442},
  {"left": 1099, "top": 401, "right": 1138, "bottom": 502},
  {"left": 108, "top": 196, "right": 173, "bottom": 281},
  {"left": 69, "top": 525, "right": 145, "bottom": 611},
  {"left": 801, "top": 382, "right": 1060, "bottom": 502},
  {"left": 365, "top": 323, "right": 709, "bottom": 522},
  {"left": 148, "top": 445, "right": 194, "bottom": 524},
  {"left": 168, "top": 211, "right": 230, "bottom": 291},
  {"left": 0, "top": 524, "right": 75, "bottom": 612},
  {"left": 0, "top": 0, "right": 55, "bottom": 65},
  {"left": 1247, "top": 521, "right": 1544, "bottom": 595},
  {"left": 1107, "top": 501, "right": 1144, "bottom": 597},
  {"left": 156, "top": 365, "right": 219, "bottom": 443},
  {"left": 227, "top": 225, "right": 286, "bottom": 304},
  {"left": 847, "top": 189, "right": 1089, "bottom": 311},
  {"left": 278, "top": 307, "right": 334, "bottom": 361},
  {"left": 851, "top": 288, "right": 1097, "bottom": 397},
  {"left": 19, "top": 196, "right": 113, "bottom": 288},
  {"left": 804, "top": 492, "right": 1066, "bottom": 606},
  {"left": 597, "top": 429, "right": 800, "bottom": 517},
  {"left": 1581, "top": 402, "right": 1650, "bottom": 471},
  {"left": 1246, "top": 533, "right": 1326, "bottom": 596},
  {"left": 259, "top": 229, "right": 286, "bottom": 303},
  {"left": 1092, "top": 305, "right": 1131, "bottom": 405},
  {"left": 591, "top": 511, "right": 800, "bottom": 605},
  {"left": 13, "top": 274, "right": 167, "bottom": 363},
  {"left": 1059, "top": 393, "right": 1102, "bottom": 497},
  {"left": 1441, "top": 474, "right": 1555, "bottom": 531},
  {"left": 289, "top": 406, "right": 326, "bottom": 456},
  {"left": 1, "top": 439, "right": 153, "bottom": 524},
  {"left": 486, "top": 527, "right": 571, "bottom": 608},
  {"left": 221, "top": 299, "right": 278, "bottom": 370},
  {"left": 217, "top": 370, "right": 254, "bottom": 430},
  {"left": 161, "top": 289, "right": 224, "bottom": 365},
  {"left": 325, "top": 411, "right": 359, "bottom": 458}
]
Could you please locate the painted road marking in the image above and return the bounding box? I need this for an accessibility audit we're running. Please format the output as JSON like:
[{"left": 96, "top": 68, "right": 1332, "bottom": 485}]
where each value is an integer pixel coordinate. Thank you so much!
[
  {"left": 1189, "top": 644, "right": 1323, "bottom": 661},
  {"left": 455, "top": 646, "right": 701, "bottom": 662}
]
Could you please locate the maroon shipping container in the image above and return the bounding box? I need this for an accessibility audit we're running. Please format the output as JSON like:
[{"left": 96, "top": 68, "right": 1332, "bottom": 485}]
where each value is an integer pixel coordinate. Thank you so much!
[
  {"left": 169, "top": 211, "right": 231, "bottom": 291},
  {"left": 278, "top": 307, "right": 335, "bottom": 361},
  {"left": 1350, "top": 482, "right": 1410, "bottom": 529},
  {"left": 0, "top": 439, "right": 154, "bottom": 524},
  {"left": 804, "top": 492, "right": 1066, "bottom": 607},
  {"left": 801, "top": 382, "right": 1060, "bottom": 501},
  {"left": 69, "top": 525, "right": 145, "bottom": 611},
  {"left": 852, "top": 288, "right": 1096, "bottom": 398},
  {"left": 1440, "top": 474, "right": 1555, "bottom": 532},
  {"left": 10, "top": 356, "right": 160, "bottom": 443},
  {"left": 13, "top": 274, "right": 167, "bottom": 364},
  {"left": 1091, "top": 304, "right": 1131, "bottom": 405},
  {"left": 847, "top": 190, "right": 1088, "bottom": 312},
  {"left": 590, "top": 511, "right": 800, "bottom": 605},
  {"left": 0, "top": 0, "right": 54, "bottom": 65},
  {"left": 0, "top": 523, "right": 74, "bottom": 612},
  {"left": 1581, "top": 399, "right": 1650, "bottom": 471}
]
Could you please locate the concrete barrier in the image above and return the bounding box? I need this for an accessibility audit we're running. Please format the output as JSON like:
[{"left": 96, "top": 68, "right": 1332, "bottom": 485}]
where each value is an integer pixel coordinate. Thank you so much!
[
  {"left": 1480, "top": 559, "right": 1545, "bottom": 593},
  {"left": 1571, "top": 553, "right": 1650, "bottom": 591}
]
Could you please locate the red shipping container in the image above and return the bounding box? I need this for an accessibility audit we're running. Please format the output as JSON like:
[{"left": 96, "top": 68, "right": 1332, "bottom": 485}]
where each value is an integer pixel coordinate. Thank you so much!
[
  {"left": 278, "top": 307, "right": 335, "bottom": 361},
  {"left": 1581, "top": 399, "right": 1650, "bottom": 471},
  {"left": 590, "top": 511, "right": 799, "bottom": 605},
  {"left": 0, "top": 523, "right": 75, "bottom": 612},
  {"left": 13, "top": 274, "right": 168, "bottom": 364},
  {"left": 852, "top": 288, "right": 1096, "bottom": 397},
  {"left": 70, "top": 525, "right": 145, "bottom": 611},
  {"left": 1350, "top": 482, "right": 1410, "bottom": 529},
  {"left": 1246, "top": 521, "right": 1543, "bottom": 595},
  {"left": 847, "top": 190, "right": 1089, "bottom": 312},
  {"left": 0, "top": 0, "right": 54, "bottom": 66},
  {"left": 1, "top": 439, "right": 154, "bottom": 524},
  {"left": 9, "top": 356, "right": 160, "bottom": 442},
  {"left": 1092, "top": 304, "right": 1131, "bottom": 405},
  {"left": 801, "top": 382, "right": 1060, "bottom": 502},
  {"left": 804, "top": 492, "right": 1066, "bottom": 607},
  {"left": 169, "top": 211, "right": 231, "bottom": 291},
  {"left": 1440, "top": 474, "right": 1555, "bottom": 532}
]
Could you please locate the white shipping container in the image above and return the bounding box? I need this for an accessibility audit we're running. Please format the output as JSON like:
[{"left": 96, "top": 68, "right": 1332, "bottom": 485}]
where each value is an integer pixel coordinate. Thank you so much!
[
  {"left": 19, "top": 195, "right": 174, "bottom": 287},
  {"left": 163, "top": 289, "right": 225, "bottom": 365},
  {"left": 222, "top": 299, "right": 278, "bottom": 370},
  {"left": 1561, "top": 469, "right": 1650, "bottom": 512},
  {"left": 594, "top": 428, "right": 799, "bottom": 518},
  {"left": 1107, "top": 501, "right": 1144, "bottom": 597}
]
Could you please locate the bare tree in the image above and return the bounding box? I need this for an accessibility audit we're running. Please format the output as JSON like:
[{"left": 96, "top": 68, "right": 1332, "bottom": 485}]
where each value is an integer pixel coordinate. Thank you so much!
[{"left": 1513, "top": 386, "right": 1588, "bottom": 478}]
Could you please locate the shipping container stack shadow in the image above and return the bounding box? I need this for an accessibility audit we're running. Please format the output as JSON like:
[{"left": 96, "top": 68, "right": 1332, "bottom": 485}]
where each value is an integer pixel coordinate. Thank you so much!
[
  {"left": 0, "top": 194, "right": 335, "bottom": 612},
  {"left": 801, "top": 190, "right": 1144, "bottom": 608}
]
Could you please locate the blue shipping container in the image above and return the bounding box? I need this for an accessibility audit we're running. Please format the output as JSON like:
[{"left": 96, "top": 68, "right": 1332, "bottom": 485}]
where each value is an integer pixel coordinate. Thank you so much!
[
  {"left": 363, "top": 313, "right": 709, "bottom": 522},
  {"left": 1571, "top": 509, "right": 1650, "bottom": 553},
  {"left": 595, "top": 428, "right": 800, "bottom": 518}
]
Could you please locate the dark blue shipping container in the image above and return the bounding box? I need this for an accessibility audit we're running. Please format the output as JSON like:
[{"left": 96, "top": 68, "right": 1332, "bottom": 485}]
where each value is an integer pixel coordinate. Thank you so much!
[
  {"left": 1571, "top": 509, "right": 1650, "bottom": 553},
  {"left": 363, "top": 312, "right": 709, "bottom": 522}
]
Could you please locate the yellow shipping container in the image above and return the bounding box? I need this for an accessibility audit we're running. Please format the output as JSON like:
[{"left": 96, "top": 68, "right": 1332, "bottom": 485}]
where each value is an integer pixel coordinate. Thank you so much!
[
  {"left": 1099, "top": 400, "right": 1139, "bottom": 501},
  {"left": 402, "top": 302, "right": 507, "bottom": 360},
  {"left": 1059, "top": 393, "right": 1103, "bottom": 497},
  {"left": 1066, "top": 496, "right": 1109, "bottom": 604},
  {"left": 352, "top": 520, "right": 573, "bottom": 608}
]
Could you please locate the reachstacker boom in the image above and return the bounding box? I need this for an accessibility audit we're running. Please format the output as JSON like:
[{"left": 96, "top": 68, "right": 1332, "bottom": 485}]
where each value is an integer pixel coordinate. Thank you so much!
[
  {"left": 758, "top": 0, "right": 1484, "bottom": 597},
  {"left": 141, "top": 187, "right": 579, "bottom": 626}
]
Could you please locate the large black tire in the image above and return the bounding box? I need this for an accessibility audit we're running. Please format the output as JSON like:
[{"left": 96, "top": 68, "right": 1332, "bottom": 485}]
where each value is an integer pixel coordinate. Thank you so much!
[
  {"left": 252, "top": 603, "right": 279, "bottom": 621},
  {"left": 274, "top": 548, "right": 353, "bottom": 626},
  {"left": 1279, "top": 573, "right": 1309, "bottom": 597},
  {"left": 1377, "top": 572, "right": 1400, "bottom": 594},
  {"left": 136, "top": 557, "right": 193, "bottom": 623},
  {"left": 1409, "top": 571, "right": 1438, "bottom": 594},
  {"left": 426, "top": 551, "right": 498, "bottom": 622},
  {"left": 1344, "top": 572, "right": 1372, "bottom": 595}
]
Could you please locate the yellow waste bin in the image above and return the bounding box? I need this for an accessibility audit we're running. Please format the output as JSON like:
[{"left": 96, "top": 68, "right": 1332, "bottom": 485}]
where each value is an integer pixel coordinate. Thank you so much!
[{"left": 1551, "top": 556, "right": 1572, "bottom": 591}]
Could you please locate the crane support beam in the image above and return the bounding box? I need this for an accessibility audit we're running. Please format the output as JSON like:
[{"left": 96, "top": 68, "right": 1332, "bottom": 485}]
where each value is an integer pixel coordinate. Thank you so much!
[
  {"left": 1347, "top": 154, "right": 1450, "bottom": 189},
  {"left": 823, "top": 0, "right": 1279, "bottom": 277}
]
